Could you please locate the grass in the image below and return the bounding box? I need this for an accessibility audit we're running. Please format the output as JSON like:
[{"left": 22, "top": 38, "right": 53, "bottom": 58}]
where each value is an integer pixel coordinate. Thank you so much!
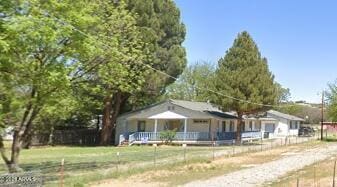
[
  {"left": 270, "top": 152, "right": 337, "bottom": 187},
  {"left": 0, "top": 141, "right": 233, "bottom": 186},
  {"left": 0, "top": 138, "right": 320, "bottom": 187},
  {"left": 91, "top": 140, "right": 322, "bottom": 186}
]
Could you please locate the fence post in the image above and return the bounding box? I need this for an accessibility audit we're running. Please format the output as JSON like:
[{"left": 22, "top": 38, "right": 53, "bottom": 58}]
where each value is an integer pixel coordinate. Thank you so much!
[
  {"left": 59, "top": 158, "right": 64, "bottom": 187},
  {"left": 297, "top": 177, "right": 299, "bottom": 187},
  {"left": 314, "top": 163, "right": 316, "bottom": 187},
  {"left": 212, "top": 142, "right": 215, "bottom": 161},
  {"left": 183, "top": 144, "right": 187, "bottom": 163},
  {"left": 260, "top": 136, "right": 263, "bottom": 152},
  {"left": 116, "top": 152, "right": 120, "bottom": 172},
  {"left": 154, "top": 144, "right": 157, "bottom": 167},
  {"left": 333, "top": 160, "right": 336, "bottom": 187}
]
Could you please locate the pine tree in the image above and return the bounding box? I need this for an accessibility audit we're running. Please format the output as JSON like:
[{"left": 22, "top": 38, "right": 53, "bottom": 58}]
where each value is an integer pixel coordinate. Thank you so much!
[{"left": 214, "top": 31, "right": 277, "bottom": 143}]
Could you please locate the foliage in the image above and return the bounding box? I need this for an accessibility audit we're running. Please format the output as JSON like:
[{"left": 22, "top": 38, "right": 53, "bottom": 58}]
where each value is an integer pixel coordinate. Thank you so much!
[
  {"left": 213, "top": 31, "right": 277, "bottom": 114},
  {"left": 275, "top": 82, "right": 291, "bottom": 103},
  {"left": 164, "top": 62, "right": 215, "bottom": 101},
  {"left": 326, "top": 81, "right": 337, "bottom": 121},
  {"left": 125, "top": 0, "right": 187, "bottom": 108},
  {"left": 276, "top": 104, "right": 323, "bottom": 124},
  {"left": 159, "top": 130, "right": 177, "bottom": 144}
]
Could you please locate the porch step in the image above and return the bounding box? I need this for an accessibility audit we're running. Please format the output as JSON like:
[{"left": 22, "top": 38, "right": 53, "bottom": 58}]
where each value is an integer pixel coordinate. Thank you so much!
[{"left": 119, "top": 140, "right": 129, "bottom": 146}]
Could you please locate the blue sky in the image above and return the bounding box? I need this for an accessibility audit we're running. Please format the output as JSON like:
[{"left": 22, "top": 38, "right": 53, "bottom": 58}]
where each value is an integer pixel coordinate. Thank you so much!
[{"left": 175, "top": 0, "right": 337, "bottom": 103}]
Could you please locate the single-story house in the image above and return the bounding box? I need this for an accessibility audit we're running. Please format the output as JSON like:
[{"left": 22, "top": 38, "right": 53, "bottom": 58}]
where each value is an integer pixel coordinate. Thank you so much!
[{"left": 115, "top": 99, "right": 304, "bottom": 145}]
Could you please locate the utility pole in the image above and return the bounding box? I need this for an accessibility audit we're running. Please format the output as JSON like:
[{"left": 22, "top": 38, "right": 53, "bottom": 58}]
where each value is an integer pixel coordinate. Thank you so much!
[{"left": 321, "top": 91, "right": 324, "bottom": 140}]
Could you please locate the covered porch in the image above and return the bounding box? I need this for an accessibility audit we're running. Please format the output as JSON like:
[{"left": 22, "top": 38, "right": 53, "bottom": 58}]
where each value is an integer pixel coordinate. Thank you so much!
[{"left": 119, "top": 111, "right": 261, "bottom": 145}]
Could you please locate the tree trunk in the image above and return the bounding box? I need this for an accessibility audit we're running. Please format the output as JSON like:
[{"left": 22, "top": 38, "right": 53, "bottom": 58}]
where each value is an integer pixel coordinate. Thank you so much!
[
  {"left": 100, "top": 91, "right": 129, "bottom": 145},
  {"left": 100, "top": 95, "right": 113, "bottom": 145},
  {"left": 8, "top": 131, "right": 23, "bottom": 172},
  {"left": 236, "top": 112, "right": 243, "bottom": 145}
]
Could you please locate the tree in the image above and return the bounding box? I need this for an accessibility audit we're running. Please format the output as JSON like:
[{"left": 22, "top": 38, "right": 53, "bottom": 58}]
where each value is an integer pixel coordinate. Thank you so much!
[
  {"left": 98, "top": 0, "right": 186, "bottom": 144},
  {"left": 327, "top": 81, "right": 337, "bottom": 121},
  {"left": 88, "top": 1, "right": 150, "bottom": 145},
  {"left": 213, "top": 31, "right": 277, "bottom": 143},
  {"left": 275, "top": 82, "right": 291, "bottom": 103},
  {"left": 0, "top": 0, "right": 100, "bottom": 172},
  {"left": 165, "top": 62, "right": 215, "bottom": 101}
]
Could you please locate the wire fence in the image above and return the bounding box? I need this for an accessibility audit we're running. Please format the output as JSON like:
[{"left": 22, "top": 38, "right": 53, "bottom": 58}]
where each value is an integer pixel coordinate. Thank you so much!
[{"left": 0, "top": 134, "right": 320, "bottom": 186}]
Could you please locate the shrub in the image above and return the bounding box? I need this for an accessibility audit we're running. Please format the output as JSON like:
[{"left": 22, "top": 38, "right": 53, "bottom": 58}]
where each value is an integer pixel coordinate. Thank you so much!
[{"left": 159, "top": 129, "right": 177, "bottom": 144}]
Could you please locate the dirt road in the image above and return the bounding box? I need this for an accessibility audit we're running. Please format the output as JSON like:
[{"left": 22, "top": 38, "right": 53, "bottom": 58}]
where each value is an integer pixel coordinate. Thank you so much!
[{"left": 184, "top": 143, "right": 337, "bottom": 187}]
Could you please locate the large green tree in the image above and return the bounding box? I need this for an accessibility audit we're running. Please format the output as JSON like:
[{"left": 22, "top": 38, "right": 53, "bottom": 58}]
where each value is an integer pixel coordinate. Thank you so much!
[
  {"left": 165, "top": 62, "right": 215, "bottom": 101},
  {"left": 98, "top": 0, "right": 186, "bottom": 144},
  {"left": 0, "top": 0, "right": 105, "bottom": 172},
  {"left": 214, "top": 31, "right": 277, "bottom": 143}
]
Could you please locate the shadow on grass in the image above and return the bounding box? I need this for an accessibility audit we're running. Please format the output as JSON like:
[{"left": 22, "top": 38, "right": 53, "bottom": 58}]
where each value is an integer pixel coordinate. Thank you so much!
[
  {"left": 323, "top": 138, "right": 337, "bottom": 142},
  {"left": 19, "top": 160, "right": 122, "bottom": 183}
]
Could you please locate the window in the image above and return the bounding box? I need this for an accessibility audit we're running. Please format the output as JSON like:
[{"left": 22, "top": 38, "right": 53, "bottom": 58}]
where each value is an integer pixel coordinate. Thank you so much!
[
  {"left": 241, "top": 121, "right": 245, "bottom": 132},
  {"left": 265, "top": 123, "right": 275, "bottom": 133},
  {"left": 249, "top": 121, "right": 253, "bottom": 130},
  {"left": 255, "top": 123, "right": 261, "bottom": 130},
  {"left": 290, "top": 121, "right": 299, "bottom": 129},
  {"left": 229, "top": 121, "right": 234, "bottom": 132},
  {"left": 193, "top": 119, "right": 209, "bottom": 124},
  {"left": 167, "top": 106, "right": 175, "bottom": 110},
  {"left": 137, "top": 121, "right": 146, "bottom": 132},
  {"left": 222, "top": 121, "right": 227, "bottom": 132}
]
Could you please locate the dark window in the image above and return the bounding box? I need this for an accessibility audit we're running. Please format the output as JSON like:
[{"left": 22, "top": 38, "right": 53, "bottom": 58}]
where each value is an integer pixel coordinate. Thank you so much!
[
  {"left": 137, "top": 121, "right": 146, "bottom": 132},
  {"left": 241, "top": 121, "right": 245, "bottom": 132},
  {"left": 222, "top": 121, "right": 227, "bottom": 132},
  {"left": 229, "top": 121, "right": 234, "bottom": 132},
  {"left": 193, "top": 119, "right": 209, "bottom": 124},
  {"left": 290, "top": 121, "right": 298, "bottom": 129},
  {"left": 249, "top": 121, "right": 253, "bottom": 130},
  {"left": 167, "top": 106, "right": 175, "bottom": 110}
]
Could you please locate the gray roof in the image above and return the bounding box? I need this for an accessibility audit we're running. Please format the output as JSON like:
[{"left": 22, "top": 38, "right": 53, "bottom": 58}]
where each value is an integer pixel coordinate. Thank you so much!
[
  {"left": 118, "top": 99, "right": 237, "bottom": 120},
  {"left": 171, "top": 99, "right": 222, "bottom": 112},
  {"left": 267, "top": 110, "right": 304, "bottom": 121},
  {"left": 170, "top": 99, "right": 237, "bottom": 119}
]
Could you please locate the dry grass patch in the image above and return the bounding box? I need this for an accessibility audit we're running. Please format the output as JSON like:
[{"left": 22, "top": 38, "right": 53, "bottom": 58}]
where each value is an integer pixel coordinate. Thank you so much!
[
  {"left": 92, "top": 141, "right": 323, "bottom": 187},
  {"left": 271, "top": 154, "right": 337, "bottom": 187}
]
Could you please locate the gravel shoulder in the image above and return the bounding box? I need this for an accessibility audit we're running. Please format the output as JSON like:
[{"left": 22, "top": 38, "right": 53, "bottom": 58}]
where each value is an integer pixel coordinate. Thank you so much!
[{"left": 184, "top": 142, "right": 337, "bottom": 187}]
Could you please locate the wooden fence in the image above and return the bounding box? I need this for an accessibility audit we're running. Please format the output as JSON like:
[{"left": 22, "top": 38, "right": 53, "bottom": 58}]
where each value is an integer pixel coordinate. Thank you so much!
[{"left": 31, "top": 129, "right": 100, "bottom": 146}]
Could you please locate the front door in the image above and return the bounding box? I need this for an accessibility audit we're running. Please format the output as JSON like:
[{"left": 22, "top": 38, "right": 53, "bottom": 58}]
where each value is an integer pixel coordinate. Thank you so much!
[{"left": 165, "top": 120, "right": 182, "bottom": 131}]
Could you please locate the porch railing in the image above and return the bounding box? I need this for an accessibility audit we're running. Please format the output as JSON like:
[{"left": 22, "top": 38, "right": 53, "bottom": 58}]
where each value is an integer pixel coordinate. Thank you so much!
[
  {"left": 241, "top": 131, "right": 262, "bottom": 139},
  {"left": 125, "top": 131, "right": 262, "bottom": 145}
]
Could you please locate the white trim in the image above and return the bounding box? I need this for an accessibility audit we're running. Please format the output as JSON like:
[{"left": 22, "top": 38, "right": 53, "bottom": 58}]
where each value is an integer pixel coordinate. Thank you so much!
[{"left": 148, "top": 111, "right": 187, "bottom": 119}]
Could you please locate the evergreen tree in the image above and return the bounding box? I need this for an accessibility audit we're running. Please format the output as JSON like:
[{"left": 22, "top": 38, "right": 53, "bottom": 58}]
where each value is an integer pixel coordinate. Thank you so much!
[{"left": 214, "top": 31, "right": 277, "bottom": 143}]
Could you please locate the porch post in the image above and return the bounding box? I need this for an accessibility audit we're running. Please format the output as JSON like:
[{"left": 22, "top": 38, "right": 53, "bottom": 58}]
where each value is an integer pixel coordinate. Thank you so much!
[
  {"left": 154, "top": 119, "right": 158, "bottom": 133},
  {"left": 154, "top": 119, "right": 158, "bottom": 141},
  {"left": 184, "top": 118, "right": 187, "bottom": 140}
]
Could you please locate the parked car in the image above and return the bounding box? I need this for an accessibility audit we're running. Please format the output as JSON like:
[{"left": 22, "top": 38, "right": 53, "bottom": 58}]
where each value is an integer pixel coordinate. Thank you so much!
[{"left": 298, "top": 126, "right": 315, "bottom": 137}]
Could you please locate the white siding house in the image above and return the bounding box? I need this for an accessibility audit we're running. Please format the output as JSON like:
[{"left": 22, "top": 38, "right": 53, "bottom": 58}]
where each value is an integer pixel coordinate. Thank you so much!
[
  {"left": 115, "top": 100, "right": 305, "bottom": 145},
  {"left": 264, "top": 110, "right": 304, "bottom": 138}
]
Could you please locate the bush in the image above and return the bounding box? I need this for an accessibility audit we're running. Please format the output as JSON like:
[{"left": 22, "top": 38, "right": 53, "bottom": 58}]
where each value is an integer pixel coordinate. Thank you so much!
[{"left": 159, "top": 129, "right": 177, "bottom": 144}]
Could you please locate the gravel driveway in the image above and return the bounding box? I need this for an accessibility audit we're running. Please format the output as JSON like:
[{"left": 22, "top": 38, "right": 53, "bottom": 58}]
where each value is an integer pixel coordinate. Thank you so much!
[{"left": 184, "top": 143, "right": 337, "bottom": 187}]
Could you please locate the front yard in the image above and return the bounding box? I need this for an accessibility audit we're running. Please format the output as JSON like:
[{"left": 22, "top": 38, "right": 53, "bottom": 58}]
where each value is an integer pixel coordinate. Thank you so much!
[{"left": 0, "top": 137, "right": 317, "bottom": 186}]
